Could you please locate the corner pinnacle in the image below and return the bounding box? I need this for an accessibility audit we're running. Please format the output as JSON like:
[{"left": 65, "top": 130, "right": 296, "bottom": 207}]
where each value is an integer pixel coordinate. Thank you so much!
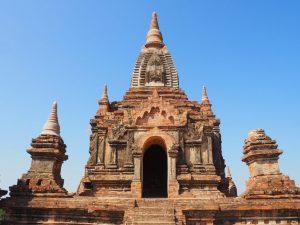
[
  {"left": 97, "top": 85, "right": 110, "bottom": 114},
  {"left": 201, "top": 86, "right": 210, "bottom": 102},
  {"left": 101, "top": 85, "right": 108, "bottom": 101}
]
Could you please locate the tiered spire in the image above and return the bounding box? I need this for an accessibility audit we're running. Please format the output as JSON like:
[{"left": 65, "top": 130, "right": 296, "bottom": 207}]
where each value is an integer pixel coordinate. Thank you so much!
[
  {"left": 101, "top": 85, "right": 108, "bottom": 101},
  {"left": 226, "top": 167, "right": 232, "bottom": 179},
  {"left": 226, "top": 166, "right": 237, "bottom": 197},
  {"left": 10, "top": 102, "right": 68, "bottom": 196},
  {"left": 130, "top": 12, "right": 179, "bottom": 88},
  {"left": 97, "top": 85, "right": 110, "bottom": 115},
  {"left": 201, "top": 86, "right": 210, "bottom": 103},
  {"left": 41, "top": 102, "right": 60, "bottom": 136},
  {"left": 201, "top": 86, "right": 213, "bottom": 116},
  {"left": 145, "top": 12, "right": 164, "bottom": 48}
]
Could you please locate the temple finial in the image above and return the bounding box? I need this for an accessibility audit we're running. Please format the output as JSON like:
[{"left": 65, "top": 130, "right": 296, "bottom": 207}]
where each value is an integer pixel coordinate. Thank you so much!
[
  {"left": 226, "top": 167, "right": 232, "bottom": 178},
  {"left": 150, "top": 12, "right": 159, "bottom": 30},
  {"left": 226, "top": 166, "right": 238, "bottom": 197},
  {"left": 202, "top": 86, "right": 210, "bottom": 102},
  {"left": 145, "top": 12, "right": 164, "bottom": 48},
  {"left": 41, "top": 101, "right": 60, "bottom": 136},
  {"left": 101, "top": 85, "right": 108, "bottom": 101},
  {"left": 201, "top": 86, "right": 213, "bottom": 115},
  {"left": 97, "top": 85, "right": 110, "bottom": 114}
]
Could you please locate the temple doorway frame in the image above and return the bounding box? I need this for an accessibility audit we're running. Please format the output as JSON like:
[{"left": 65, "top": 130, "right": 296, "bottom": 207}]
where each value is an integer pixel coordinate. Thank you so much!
[
  {"left": 142, "top": 140, "right": 168, "bottom": 198},
  {"left": 131, "top": 129, "right": 179, "bottom": 198}
]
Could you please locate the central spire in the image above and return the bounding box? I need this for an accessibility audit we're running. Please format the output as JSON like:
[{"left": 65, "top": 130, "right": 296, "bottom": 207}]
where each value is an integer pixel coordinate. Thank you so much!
[
  {"left": 145, "top": 12, "right": 164, "bottom": 48},
  {"left": 130, "top": 12, "right": 179, "bottom": 88}
]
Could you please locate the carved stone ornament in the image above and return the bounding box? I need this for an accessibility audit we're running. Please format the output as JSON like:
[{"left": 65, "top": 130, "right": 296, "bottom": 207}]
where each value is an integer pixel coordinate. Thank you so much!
[
  {"left": 112, "top": 123, "right": 127, "bottom": 140},
  {"left": 168, "top": 144, "right": 179, "bottom": 158},
  {"left": 87, "top": 132, "right": 98, "bottom": 165},
  {"left": 145, "top": 53, "right": 165, "bottom": 85},
  {"left": 132, "top": 144, "right": 142, "bottom": 158},
  {"left": 185, "top": 122, "right": 204, "bottom": 140},
  {"left": 133, "top": 90, "right": 187, "bottom": 127}
]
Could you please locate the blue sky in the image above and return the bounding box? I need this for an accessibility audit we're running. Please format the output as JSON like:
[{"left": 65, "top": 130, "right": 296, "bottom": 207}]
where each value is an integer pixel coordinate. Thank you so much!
[{"left": 0, "top": 1, "right": 299, "bottom": 194}]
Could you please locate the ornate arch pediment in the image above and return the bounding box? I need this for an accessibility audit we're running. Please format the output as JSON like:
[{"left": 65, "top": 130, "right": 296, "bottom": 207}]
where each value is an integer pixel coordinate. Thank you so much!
[
  {"left": 133, "top": 89, "right": 187, "bottom": 127},
  {"left": 135, "top": 127, "right": 177, "bottom": 155}
]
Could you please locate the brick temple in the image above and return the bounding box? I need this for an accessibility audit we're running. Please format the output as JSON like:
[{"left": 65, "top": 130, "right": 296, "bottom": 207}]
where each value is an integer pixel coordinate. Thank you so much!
[{"left": 1, "top": 12, "right": 300, "bottom": 225}]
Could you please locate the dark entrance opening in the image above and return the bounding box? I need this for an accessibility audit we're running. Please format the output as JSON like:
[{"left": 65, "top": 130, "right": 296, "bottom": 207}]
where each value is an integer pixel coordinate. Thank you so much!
[{"left": 142, "top": 144, "right": 167, "bottom": 198}]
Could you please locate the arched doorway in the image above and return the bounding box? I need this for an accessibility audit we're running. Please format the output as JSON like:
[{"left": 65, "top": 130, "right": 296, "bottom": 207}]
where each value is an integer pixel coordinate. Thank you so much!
[{"left": 142, "top": 144, "right": 167, "bottom": 198}]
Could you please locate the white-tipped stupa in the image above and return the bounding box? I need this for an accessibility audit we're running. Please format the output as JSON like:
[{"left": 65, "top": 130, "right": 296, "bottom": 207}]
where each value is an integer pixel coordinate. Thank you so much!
[{"left": 41, "top": 102, "right": 61, "bottom": 136}]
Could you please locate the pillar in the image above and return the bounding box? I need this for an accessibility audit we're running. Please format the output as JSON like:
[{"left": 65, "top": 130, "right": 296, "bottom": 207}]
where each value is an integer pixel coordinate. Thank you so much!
[
  {"left": 131, "top": 149, "right": 142, "bottom": 198},
  {"left": 168, "top": 144, "right": 179, "bottom": 198}
]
